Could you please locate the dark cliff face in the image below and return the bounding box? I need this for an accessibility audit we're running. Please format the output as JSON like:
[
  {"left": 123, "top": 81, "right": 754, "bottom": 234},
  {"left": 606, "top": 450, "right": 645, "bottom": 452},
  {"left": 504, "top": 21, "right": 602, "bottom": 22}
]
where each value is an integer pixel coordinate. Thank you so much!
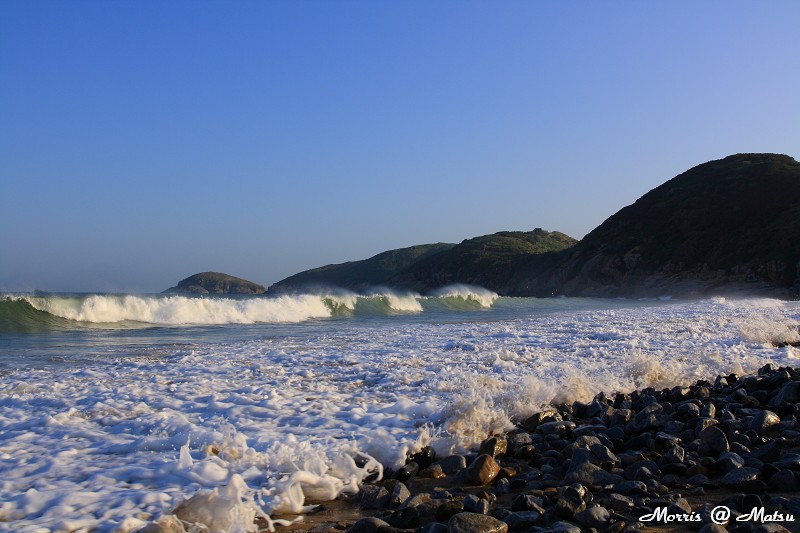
[
  {"left": 164, "top": 272, "right": 266, "bottom": 295},
  {"left": 555, "top": 154, "right": 800, "bottom": 297}
]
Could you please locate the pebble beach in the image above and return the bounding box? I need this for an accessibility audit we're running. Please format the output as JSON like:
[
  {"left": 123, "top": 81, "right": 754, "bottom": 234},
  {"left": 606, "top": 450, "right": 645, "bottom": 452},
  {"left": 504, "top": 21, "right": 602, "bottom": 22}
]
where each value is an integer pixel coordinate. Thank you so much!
[{"left": 249, "top": 365, "right": 800, "bottom": 533}]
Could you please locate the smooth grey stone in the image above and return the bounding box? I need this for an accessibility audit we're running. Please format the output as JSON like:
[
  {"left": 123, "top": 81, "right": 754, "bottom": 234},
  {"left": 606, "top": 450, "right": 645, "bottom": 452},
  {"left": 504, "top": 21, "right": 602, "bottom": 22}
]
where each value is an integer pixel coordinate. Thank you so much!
[
  {"left": 769, "top": 469, "right": 800, "bottom": 491},
  {"left": 360, "top": 484, "right": 389, "bottom": 509},
  {"left": 565, "top": 462, "right": 623, "bottom": 486},
  {"left": 448, "top": 512, "right": 509, "bottom": 533},
  {"left": 717, "top": 451, "right": 745, "bottom": 473},
  {"left": 610, "top": 493, "right": 634, "bottom": 511},
  {"left": 771, "top": 381, "right": 800, "bottom": 407},
  {"left": 612, "top": 480, "right": 649, "bottom": 495},
  {"left": 550, "top": 521, "right": 582, "bottom": 533},
  {"left": 389, "top": 482, "right": 410, "bottom": 508},
  {"left": 574, "top": 505, "right": 610, "bottom": 528},
  {"left": 463, "top": 494, "right": 490, "bottom": 515},
  {"left": 772, "top": 454, "right": 800, "bottom": 471},
  {"left": 555, "top": 483, "right": 587, "bottom": 517},
  {"left": 721, "top": 466, "right": 761, "bottom": 489},
  {"left": 434, "top": 455, "right": 467, "bottom": 474},
  {"left": 501, "top": 511, "right": 541, "bottom": 531},
  {"left": 748, "top": 410, "right": 781, "bottom": 433},
  {"left": 699, "top": 425, "right": 729, "bottom": 453},
  {"left": 346, "top": 516, "right": 392, "bottom": 533}
]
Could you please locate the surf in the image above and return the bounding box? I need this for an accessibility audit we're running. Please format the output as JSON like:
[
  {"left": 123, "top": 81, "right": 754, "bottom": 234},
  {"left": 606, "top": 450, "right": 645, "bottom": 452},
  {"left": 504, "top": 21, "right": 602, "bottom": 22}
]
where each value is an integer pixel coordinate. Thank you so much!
[{"left": 0, "top": 285, "right": 500, "bottom": 330}]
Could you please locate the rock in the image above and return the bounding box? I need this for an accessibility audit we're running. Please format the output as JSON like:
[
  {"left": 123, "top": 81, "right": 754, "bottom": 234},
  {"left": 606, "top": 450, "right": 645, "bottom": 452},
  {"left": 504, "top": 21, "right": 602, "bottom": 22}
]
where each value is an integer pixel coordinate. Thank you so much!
[
  {"left": 610, "top": 409, "right": 633, "bottom": 426},
  {"left": 610, "top": 493, "right": 634, "bottom": 512},
  {"left": 346, "top": 516, "right": 392, "bottom": 533},
  {"left": 628, "top": 403, "right": 665, "bottom": 433},
  {"left": 448, "top": 512, "right": 508, "bottom": 533},
  {"left": 550, "top": 522, "right": 582, "bottom": 533},
  {"left": 590, "top": 443, "right": 617, "bottom": 468},
  {"left": 388, "top": 482, "right": 410, "bottom": 508},
  {"left": 466, "top": 455, "right": 501, "bottom": 485},
  {"left": 394, "top": 462, "right": 419, "bottom": 481},
  {"left": 769, "top": 469, "right": 800, "bottom": 491},
  {"left": 408, "top": 446, "right": 436, "bottom": 469},
  {"left": 435, "top": 500, "right": 465, "bottom": 522},
  {"left": 464, "top": 494, "right": 491, "bottom": 515},
  {"left": 667, "top": 498, "right": 692, "bottom": 515},
  {"left": 501, "top": 511, "right": 541, "bottom": 531},
  {"left": 771, "top": 381, "right": 800, "bottom": 407},
  {"left": 397, "top": 493, "right": 431, "bottom": 511},
  {"left": 748, "top": 410, "right": 781, "bottom": 432},
  {"left": 479, "top": 437, "right": 508, "bottom": 458},
  {"left": 612, "top": 480, "right": 649, "bottom": 496},
  {"left": 716, "top": 452, "right": 745, "bottom": 473},
  {"left": 565, "top": 463, "right": 624, "bottom": 486},
  {"left": 384, "top": 507, "right": 420, "bottom": 529},
  {"left": 435, "top": 455, "right": 467, "bottom": 474},
  {"left": 772, "top": 454, "right": 800, "bottom": 471},
  {"left": 659, "top": 445, "right": 685, "bottom": 465},
  {"left": 418, "top": 464, "right": 446, "bottom": 479},
  {"left": 360, "top": 484, "right": 390, "bottom": 509},
  {"left": 555, "top": 483, "right": 588, "bottom": 517},
  {"left": 721, "top": 466, "right": 761, "bottom": 489},
  {"left": 510, "top": 494, "right": 545, "bottom": 513},
  {"left": 699, "top": 425, "right": 729, "bottom": 453},
  {"left": 536, "top": 420, "right": 576, "bottom": 435},
  {"left": 521, "top": 411, "right": 560, "bottom": 432},
  {"left": 574, "top": 505, "right": 610, "bottom": 529}
]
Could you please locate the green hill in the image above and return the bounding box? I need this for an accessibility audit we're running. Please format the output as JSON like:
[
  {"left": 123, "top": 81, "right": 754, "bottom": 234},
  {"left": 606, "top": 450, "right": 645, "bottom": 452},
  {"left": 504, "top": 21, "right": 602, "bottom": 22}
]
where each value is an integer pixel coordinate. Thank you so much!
[
  {"left": 267, "top": 243, "right": 456, "bottom": 293},
  {"left": 163, "top": 272, "right": 266, "bottom": 295},
  {"left": 390, "top": 229, "right": 577, "bottom": 294}
]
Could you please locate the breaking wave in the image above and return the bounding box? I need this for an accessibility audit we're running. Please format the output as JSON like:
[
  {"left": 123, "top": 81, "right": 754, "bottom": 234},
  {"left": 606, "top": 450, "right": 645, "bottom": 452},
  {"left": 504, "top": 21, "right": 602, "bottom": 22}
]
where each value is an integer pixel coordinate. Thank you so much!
[{"left": 0, "top": 285, "right": 498, "bottom": 330}]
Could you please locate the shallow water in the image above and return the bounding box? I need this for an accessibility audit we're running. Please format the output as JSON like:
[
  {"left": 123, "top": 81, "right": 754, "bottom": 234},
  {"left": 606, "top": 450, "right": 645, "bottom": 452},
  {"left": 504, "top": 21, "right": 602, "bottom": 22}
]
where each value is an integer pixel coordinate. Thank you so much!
[{"left": 1, "top": 289, "right": 798, "bottom": 532}]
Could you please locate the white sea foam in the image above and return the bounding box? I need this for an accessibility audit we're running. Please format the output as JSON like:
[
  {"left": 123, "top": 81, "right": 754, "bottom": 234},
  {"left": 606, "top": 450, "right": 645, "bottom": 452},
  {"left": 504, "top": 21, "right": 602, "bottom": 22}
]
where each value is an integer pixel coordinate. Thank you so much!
[{"left": 0, "top": 297, "right": 798, "bottom": 532}]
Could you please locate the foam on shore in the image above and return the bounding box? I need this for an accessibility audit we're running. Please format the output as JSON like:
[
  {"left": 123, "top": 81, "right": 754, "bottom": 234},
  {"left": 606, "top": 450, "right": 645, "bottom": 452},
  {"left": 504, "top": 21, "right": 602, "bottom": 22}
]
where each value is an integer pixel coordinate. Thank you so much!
[{"left": 0, "top": 297, "right": 798, "bottom": 531}]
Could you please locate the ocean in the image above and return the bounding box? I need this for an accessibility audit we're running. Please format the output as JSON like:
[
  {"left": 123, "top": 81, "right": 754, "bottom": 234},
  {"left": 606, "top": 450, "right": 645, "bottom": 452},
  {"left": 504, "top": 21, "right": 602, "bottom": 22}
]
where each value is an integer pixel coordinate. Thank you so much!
[{"left": 1, "top": 287, "right": 799, "bottom": 532}]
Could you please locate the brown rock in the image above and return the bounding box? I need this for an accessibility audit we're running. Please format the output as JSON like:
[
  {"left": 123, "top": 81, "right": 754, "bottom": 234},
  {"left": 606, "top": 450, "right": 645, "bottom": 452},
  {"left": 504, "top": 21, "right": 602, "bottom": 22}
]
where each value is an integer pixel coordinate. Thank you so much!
[{"left": 466, "top": 454, "right": 501, "bottom": 485}]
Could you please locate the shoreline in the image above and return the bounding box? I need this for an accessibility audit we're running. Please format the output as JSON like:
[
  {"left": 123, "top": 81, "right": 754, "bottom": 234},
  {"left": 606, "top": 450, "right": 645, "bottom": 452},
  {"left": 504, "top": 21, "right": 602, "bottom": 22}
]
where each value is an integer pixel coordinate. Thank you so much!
[{"left": 258, "top": 364, "right": 800, "bottom": 533}]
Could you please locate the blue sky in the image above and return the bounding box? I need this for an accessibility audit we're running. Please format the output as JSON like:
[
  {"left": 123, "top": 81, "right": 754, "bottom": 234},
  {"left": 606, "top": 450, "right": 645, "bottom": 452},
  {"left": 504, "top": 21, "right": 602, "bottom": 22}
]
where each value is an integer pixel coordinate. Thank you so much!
[{"left": 1, "top": 1, "right": 799, "bottom": 292}]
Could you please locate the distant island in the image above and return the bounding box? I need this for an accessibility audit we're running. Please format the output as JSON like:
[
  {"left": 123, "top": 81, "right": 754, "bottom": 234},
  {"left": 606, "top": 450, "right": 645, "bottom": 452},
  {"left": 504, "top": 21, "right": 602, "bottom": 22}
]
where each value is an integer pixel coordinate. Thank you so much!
[
  {"left": 168, "top": 153, "right": 800, "bottom": 298},
  {"left": 163, "top": 272, "right": 266, "bottom": 295}
]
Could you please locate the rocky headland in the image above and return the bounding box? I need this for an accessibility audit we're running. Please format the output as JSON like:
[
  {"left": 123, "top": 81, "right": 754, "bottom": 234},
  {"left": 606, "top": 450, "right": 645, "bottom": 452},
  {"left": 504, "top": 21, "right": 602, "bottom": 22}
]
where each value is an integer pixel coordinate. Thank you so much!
[{"left": 162, "top": 272, "right": 267, "bottom": 295}]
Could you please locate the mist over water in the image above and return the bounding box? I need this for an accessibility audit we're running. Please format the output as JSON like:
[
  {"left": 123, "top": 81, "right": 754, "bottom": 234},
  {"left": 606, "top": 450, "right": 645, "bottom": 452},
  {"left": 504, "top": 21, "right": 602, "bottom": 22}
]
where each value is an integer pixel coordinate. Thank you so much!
[{"left": 1, "top": 288, "right": 799, "bottom": 532}]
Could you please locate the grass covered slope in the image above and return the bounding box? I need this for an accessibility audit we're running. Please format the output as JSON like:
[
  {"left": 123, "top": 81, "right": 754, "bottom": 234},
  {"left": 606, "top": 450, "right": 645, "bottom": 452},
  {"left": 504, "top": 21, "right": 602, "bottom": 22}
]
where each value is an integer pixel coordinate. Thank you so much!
[
  {"left": 391, "top": 229, "right": 577, "bottom": 294},
  {"left": 557, "top": 153, "right": 800, "bottom": 296},
  {"left": 163, "top": 272, "right": 267, "bottom": 295},
  {"left": 267, "top": 243, "right": 456, "bottom": 293}
]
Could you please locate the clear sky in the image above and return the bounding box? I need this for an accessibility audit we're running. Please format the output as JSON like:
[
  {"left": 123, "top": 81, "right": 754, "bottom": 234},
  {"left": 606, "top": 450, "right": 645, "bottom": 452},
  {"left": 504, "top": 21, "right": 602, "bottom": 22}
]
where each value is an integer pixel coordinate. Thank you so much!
[{"left": 1, "top": 1, "right": 798, "bottom": 293}]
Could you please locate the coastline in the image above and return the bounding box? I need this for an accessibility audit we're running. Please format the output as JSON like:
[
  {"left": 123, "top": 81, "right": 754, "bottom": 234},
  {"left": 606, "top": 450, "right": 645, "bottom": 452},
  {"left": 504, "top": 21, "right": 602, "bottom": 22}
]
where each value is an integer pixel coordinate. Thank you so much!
[{"left": 257, "top": 365, "right": 800, "bottom": 533}]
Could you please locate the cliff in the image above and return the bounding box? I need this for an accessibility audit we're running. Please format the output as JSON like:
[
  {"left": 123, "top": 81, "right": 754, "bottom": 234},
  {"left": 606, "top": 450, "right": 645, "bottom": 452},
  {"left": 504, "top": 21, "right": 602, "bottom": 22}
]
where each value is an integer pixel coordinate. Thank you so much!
[{"left": 554, "top": 153, "right": 800, "bottom": 297}]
